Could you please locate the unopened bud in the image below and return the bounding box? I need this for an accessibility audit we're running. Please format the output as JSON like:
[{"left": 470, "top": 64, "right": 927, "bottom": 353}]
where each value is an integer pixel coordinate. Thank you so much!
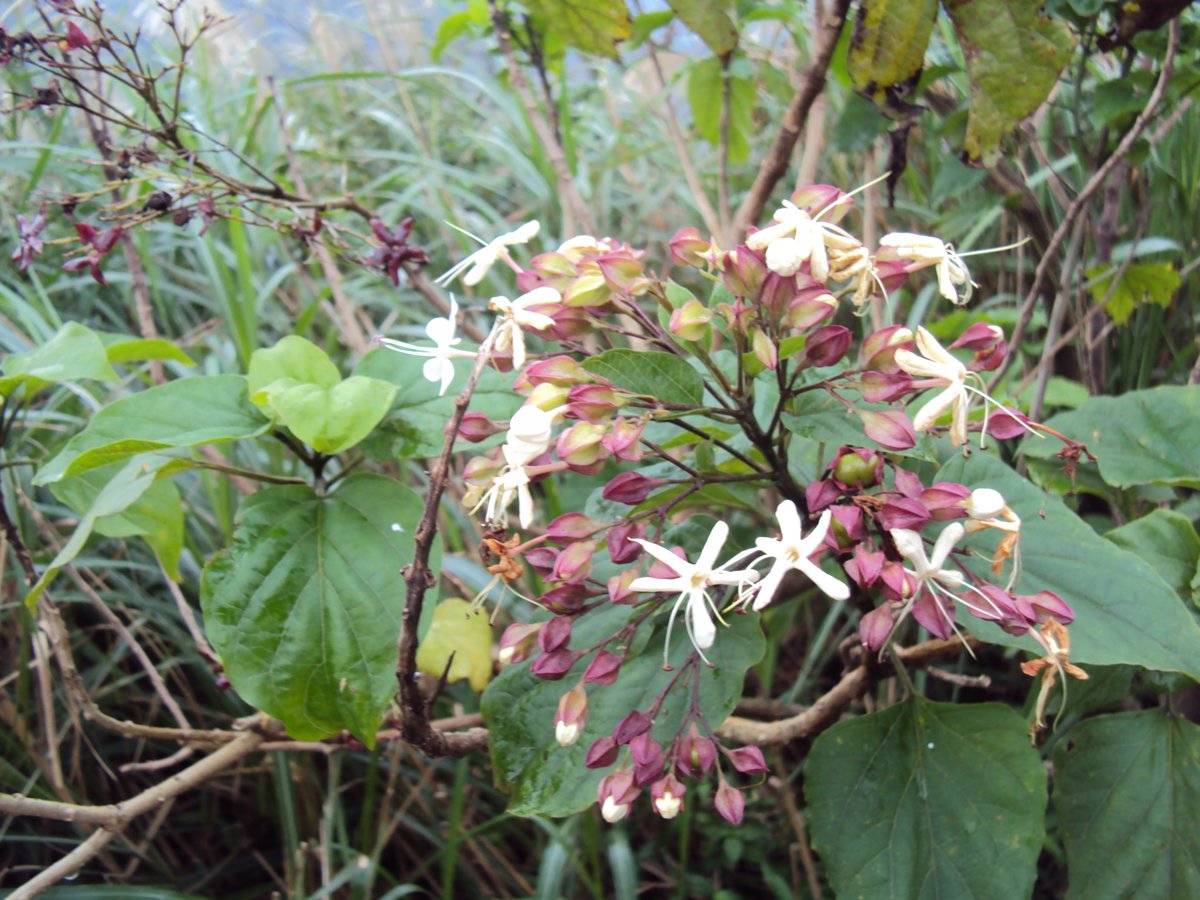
[
  {"left": 600, "top": 417, "right": 644, "bottom": 461},
  {"left": 597, "top": 770, "right": 639, "bottom": 823},
  {"left": 714, "top": 778, "right": 745, "bottom": 826},
  {"left": 585, "top": 736, "right": 620, "bottom": 768},
  {"left": 607, "top": 519, "right": 645, "bottom": 564},
  {"left": 802, "top": 325, "right": 851, "bottom": 368},
  {"left": 651, "top": 774, "right": 686, "bottom": 820},
  {"left": 751, "top": 327, "right": 778, "bottom": 370},
  {"left": 540, "top": 584, "right": 588, "bottom": 614},
  {"left": 497, "top": 622, "right": 542, "bottom": 667},
  {"left": 859, "top": 604, "right": 894, "bottom": 653},
  {"left": 554, "top": 683, "right": 588, "bottom": 747},
  {"left": 669, "top": 227, "right": 712, "bottom": 267},
  {"left": 551, "top": 540, "right": 595, "bottom": 584},
  {"left": 451, "top": 412, "right": 503, "bottom": 443},
  {"left": 546, "top": 512, "right": 600, "bottom": 545},
  {"left": 858, "top": 409, "right": 917, "bottom": 451},
  {"left": 724, "top": 745, "right": 768, "bottom": 775},
  {"left": 529, "top": 649, "right": 575, "bottom": 681},
  {"left": 675, "top": 723, "right": 717, "bottom": 777},
  {"left": 556, "top": 421, "right": 608, "bottom": 469},
  {"left": 668, "top": 299, "right": 713, "bottom": 342},
  {"left": 516, "top": 355, "right": 592, "bottom": 390},
  {"left": 538, "top": 617, "right": 572, "bottom": 653},
  {"left": 613, "top": 710, "right": 652, "bottom": 745},
  {"left": 567, "top": 384, "right": 623, "bottom": 422},
  {"left": 721, "top": 246, "right": 768, "bottom": 298},
  {"left": 602, "top": 472, "right": 664, "bottom": 505},
  {"left": 584, "top": 650, "right": 623, "bottom": 686}
]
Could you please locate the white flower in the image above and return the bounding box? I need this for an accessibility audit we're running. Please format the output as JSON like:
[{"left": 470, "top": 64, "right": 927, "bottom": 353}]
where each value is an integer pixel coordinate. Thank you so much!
[
  {"left": 489, "top": 286, "right": 561, "bottom": 369},
  {"left": 374, "top": 298, "right": 475, "bottom": 396},
  {"left": 963, "top": 487, "right": 1022, "bottom": 589},
  {"left": 654, "top": 790, "right": 682, "bottom": 820},
  {"left": 894, "top": 326, "right": 971, "bottom": 446},
  {"left": 736, "top": 504, "right": 850, "bottom": 611},
  {"left": 555, "top": 719, "right": 581, "bottom": 747},
  {"left": 601, "top": 796, "right": 630, "bottom": 823},
  {"left": 478, "top": 466, "right": 535, "bottom": 530},
  {"left": 878, "top": 232, "right": 975, "bottom": 305},
  {"left": 894, "top": 327, "right": 1023, "bottom": 448},
  {"left": 629, "top": 521, "right": 760, "bottom": 666},
  {"left": 435, "top": 220, "right": 541, "bottom": 287},
  {"left": 746, "top": 200, "right": 862, "bottom": 282},
  {"left": 892, "top": 522, "right": 1006, "bottom": 637},
  {"left": 503, "top": 405, "right": 555, "bottom": 466}
]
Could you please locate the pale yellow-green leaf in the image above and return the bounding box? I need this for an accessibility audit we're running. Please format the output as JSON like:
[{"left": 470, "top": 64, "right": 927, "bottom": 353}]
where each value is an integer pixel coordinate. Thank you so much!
[{"left": 416, "top": 598, "right": 494, "bottom": 692}]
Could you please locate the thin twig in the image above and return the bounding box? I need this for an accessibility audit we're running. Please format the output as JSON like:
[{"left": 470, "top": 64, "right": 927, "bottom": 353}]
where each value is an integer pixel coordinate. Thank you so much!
[
  {"left": 991, "top": 17, "right": 1179, "bottom": 389},
  {"left": 732, "top": 0, "right": 851, "bottom": 237}
]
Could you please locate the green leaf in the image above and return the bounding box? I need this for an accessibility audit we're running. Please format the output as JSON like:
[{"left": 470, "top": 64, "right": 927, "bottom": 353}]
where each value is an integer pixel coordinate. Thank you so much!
[
  {"left": 247, "top": 335, "right": 341, "bottom": 396},
  {"left": 25, "top": 454, "right": 176, "bottom": 610},
  {"left": 0, "top": 322, "right": 118, "bottom": 396},
  {"left": 582, "top": 349, "right": 704, "bottom": 406},
  {"left": 34, "top": 375, "right": 270, "bottom": 485},
  {"left": 1053, "top": 709, "right": 1200, "bottom": 899},
  {"left": 525, "top": 0, "right": 633, "bottom": 60},
  {"left": 1106, "top": 510, "right": 1200, "bottom": 602},
  {"left": 482, "top": 607, "right": 765, "bottom": 817},
  {"left": 1021, "top": 385, "right": 1200, "bottom": 489},
  {"left": 201, "top": 474, "right": 429, "bottom": 745},
  {"left": 259, "top": 376, "right": 398, "bottom": 455},
  {"left": 431, "top": 10, "right": 474, "bottom": 62},
  {"left": 51, "top": 462, "right": 184, "bottom": 581},
  {"left": 627, "top": 9, "right": 674, "bottom": 48},
  {"left": 355, "top": 347, "right": 522, "bottom": 459},
  {"left": 942, "top": 453, "right": 1200, "bottom": 677},
  {"left": 686, "top": 56, "right": 755, "bottom": 164},
  {"left": 1086, "top": 261, "right": 1181, "bottom": 325},
  {"left": 944, "top": 0, "right": 1076, "bottom": 164},
  {"left": 805, "top": 697, "right": 1046, "bottom": 900},
  {"left": 668, "top": 0, "right": 738, "bottom": 57},
  {"left": 848, "top": 0, "right": 938, "bottom": 102},
  {"left": 99, "top": 333, "right": 196, "bottom": 367}
]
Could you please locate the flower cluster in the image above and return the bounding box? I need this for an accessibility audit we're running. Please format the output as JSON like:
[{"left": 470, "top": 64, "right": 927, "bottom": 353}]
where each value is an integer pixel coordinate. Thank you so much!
[{"left": 386, "top": 183, "right": 1083, "bottom": 824}]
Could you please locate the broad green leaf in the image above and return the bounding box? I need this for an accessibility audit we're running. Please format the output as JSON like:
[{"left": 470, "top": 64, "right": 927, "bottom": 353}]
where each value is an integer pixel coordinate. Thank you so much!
[
  {"left": 258, "top": 375, "right": 397, "bottom": 455},
  {"left": 51, "top": 461, "right": 184, "bottom": 580},
  {"left": 35, "top": 375, "right": 270, "bottom": 485},
  {"left": 482, "top": 607, "right": 765, "bottom": 817},
  {"left": 942, "top": 453, "right": 1200, "bottom": 677},
  {"left": 1021, "top": 385, "right": 1200, "bottom": 489},
  {"left": 627, "top": 9, "right": 674, "bottom": 48},
  {"left": 806, "top": 697, "right": 1046, "bottom": 900},
  {"left": 416, "top": 598, "right": 493, "bottom": 692},
  {"left": 944, "top": 0, "right": 1075, "bottom": 164},
  {"left": 582, "top": 349, "right": 704, "bottom": 406},
  {"left": 1106, "top": 510, "right": 1200, "bottom": 602},
  {"left": 355, "top": 347, "right": 522, "bottom": 459},
  {"left": 99, "top": 333, "right": 196, "bottom": 367},
  {"left": 431, "top": 10, "right": 474, "bottom": 62},
  {"left": 1085, "top": 261, "right": 1181, "bottom": 325},
  {"left": 668, "top": 0, "right": 737, "bottom": 57},
  {"left": 848, "top": 0, "right": 938, "bottom": 102},
  {"left": 247, "top": 335, "right": 341, "bottom": 397},
  {"left": 686, "top": 56, "right": 755, "bottom": 164},
  {"left": 26, "top": 454, "right": 176, "bottom": 609},
  {"left": 525, "top": 0, "right": 632, "bottom": 60},
  {"left": 201, "top": 474, "right": 429, "bottom": 745},
  {"left": 1053, "top": 709, "right": 1200, "bottom": 899},
  {"left": 0, "top": 322, "right": 117, "bottom": 396}
]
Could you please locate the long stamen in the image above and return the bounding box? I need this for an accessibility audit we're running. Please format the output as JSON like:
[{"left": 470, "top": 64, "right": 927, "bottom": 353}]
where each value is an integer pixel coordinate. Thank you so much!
[
  {"left": 662, "top": 593, "right": 686, "bottom": 669},
  {"left": 814, "top": 171, "right": 890, "bottom": 221},
  {"left": 954, "top": 236, "right": 1032, "bottom": 258},
  {"left": 929, "top": 582, "right": 977, "bottom": 658}
]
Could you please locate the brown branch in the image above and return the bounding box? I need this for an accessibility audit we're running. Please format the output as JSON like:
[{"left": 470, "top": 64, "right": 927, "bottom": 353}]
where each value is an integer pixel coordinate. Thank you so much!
[
  {"left": 716, "top": 637, "right": 976, "bottom": 745},
  {"left": 489, "top": 0, "right": 595, "bottom": 235},
  {"left": 396, "top": 326, "right": 502, "bottom": 758},
  {"left": 991, "top": 17, "right": 1179, "bottom": 389},
  {"left": 2, "top": 731, "right": 264, "bottom": 898},
  {"left": 731, "top": 0, "right": 851, "bottom": 237}
]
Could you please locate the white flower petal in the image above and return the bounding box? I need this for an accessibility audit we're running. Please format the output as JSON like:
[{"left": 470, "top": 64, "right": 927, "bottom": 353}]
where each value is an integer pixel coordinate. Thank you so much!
[
  {"left": 697, "top": 520, "right": 731, "bottom": 570},
  {"left": 751, "top": 559, "right": 789, "bottom": 611},
  {"left": 929, "top": 522, "right": 964, "bottom": 571},
  {"left": 796, "top": 557, "right": 851, "bottom": 601},
  {"left": 630, "top": 538, "right": 692, "bottom": 575},
  {"left": 776, "top": 500, "right": 803, "bottom": 547},
  {"left": 630, "top": 576, "right": 686, "bottom": 593},
  {"left": 423, "top": 357, "right": 454, "bottom": 396},
  {"left": 688, "top": 594, "right": 717, "bottom": 649}
]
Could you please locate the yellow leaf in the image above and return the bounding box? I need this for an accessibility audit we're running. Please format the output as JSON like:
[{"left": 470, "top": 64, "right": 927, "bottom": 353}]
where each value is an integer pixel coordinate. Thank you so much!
[{"left": 416, "top": 598, "right": 494, "bottom": 692}]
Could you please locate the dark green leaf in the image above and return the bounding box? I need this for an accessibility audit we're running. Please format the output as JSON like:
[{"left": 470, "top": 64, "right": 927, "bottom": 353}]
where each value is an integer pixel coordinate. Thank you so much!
[
  {"left": 1106, "top": 509, "right": 1200, "bottom": 602},
  {"left": 201, "top": 474, "right": 429, "bottom": 745},
  {"left": 1053, "top": 709, "right": 1200, "bottom": 899},
  {"left": 1021, "top": 385, "right": 1200, "bottom": 489},
  {"left": 525, "top": 0, "right": 633, "bottom": 60},
  {"left": 944, "top": 0, "right": 1076, "bottom": 164},
  {"left": 34, "top": 375, "right": 269, "bottom": 485},
  {"left": 582, "top": 349, "right": 704, "bottom": 406},
  {"left": 806, "top": 697, "right": 1046, "bottom": 900},
  {"left": 942, "top": 453, "right": 1200, "bottom": 677},
  {"left": 483, "top": 608, "right": 765, "bottom": 816}
]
